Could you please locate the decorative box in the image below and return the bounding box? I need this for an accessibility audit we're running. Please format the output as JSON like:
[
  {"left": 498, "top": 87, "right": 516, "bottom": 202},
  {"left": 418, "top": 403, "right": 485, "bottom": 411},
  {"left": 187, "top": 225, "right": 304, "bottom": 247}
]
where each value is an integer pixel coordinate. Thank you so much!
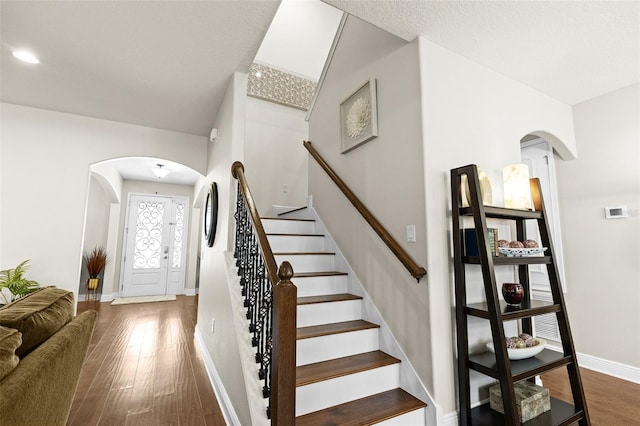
[{"left": 489, "top": 381, "right": 550, "bottom": 422}]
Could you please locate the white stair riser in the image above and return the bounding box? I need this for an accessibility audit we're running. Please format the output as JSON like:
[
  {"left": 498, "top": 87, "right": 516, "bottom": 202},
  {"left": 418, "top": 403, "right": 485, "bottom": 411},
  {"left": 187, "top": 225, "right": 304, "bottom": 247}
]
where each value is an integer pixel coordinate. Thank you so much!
[
  {"left": 296, "top": 364, "right": 400, "bottom": 416},
  {"left": 275, "top": 254, "right": 334, "bottom": 272},
  {"left": 297, "top": 300, "right": 362, "bottom": 328},
  {"left": 376, "top": 407, "right": 426, "bottom": 425},
  {"left": 262, "top": 219, "right": 315, "bottom": 234},
  {"left": 267, "top": 235, "right": 325, "bottom": 252},
  {"left": 296, "top": 329, "right": 379, "bottom": 366},
  {"left": 294, "top": 275, "right": 348, "bottom": 297}
]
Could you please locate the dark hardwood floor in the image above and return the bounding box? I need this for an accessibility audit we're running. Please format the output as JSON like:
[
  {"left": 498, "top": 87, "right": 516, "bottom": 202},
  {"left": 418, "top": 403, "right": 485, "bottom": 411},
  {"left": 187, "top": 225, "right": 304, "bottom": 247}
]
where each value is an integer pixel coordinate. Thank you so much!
[{"left": 69, "top": 296, "right": 225, "bottom": 426}]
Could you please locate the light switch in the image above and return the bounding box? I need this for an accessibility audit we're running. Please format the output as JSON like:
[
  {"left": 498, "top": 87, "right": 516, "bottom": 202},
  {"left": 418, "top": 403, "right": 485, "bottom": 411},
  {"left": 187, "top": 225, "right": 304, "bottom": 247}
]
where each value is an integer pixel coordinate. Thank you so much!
[{"left": 407, "top": 225, "right": 416, "bottom": 243}]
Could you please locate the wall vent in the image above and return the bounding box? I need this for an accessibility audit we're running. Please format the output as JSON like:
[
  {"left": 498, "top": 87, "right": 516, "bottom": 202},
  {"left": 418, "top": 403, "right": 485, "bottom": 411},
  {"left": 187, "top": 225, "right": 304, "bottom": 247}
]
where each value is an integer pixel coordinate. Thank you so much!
[{"left": 532, "top": 290, "right": 561, "bottom": 341}]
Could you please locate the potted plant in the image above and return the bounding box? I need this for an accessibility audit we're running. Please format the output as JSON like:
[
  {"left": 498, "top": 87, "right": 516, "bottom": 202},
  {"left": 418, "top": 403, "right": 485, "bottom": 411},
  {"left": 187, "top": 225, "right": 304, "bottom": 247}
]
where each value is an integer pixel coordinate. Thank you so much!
[
  {"left": 0, "top": 259, "right": 40, "bottom": 305},
  {"left": 83, "top": 246, "right": 108, "bottom": 292}
]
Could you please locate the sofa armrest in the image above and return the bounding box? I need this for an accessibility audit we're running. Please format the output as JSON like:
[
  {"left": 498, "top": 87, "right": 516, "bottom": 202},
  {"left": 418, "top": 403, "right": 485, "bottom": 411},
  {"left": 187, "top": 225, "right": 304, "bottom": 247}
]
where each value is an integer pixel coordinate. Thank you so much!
[{"left": 0, "top": 310, "right": 97, "bottom": 426}]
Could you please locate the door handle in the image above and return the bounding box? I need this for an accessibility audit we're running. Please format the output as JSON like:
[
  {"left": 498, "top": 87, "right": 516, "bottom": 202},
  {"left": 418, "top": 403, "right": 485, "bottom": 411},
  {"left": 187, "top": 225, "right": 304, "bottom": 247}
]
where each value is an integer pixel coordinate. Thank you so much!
[{"left": 164, "top": 246, "right": 169, "bottom": 254}]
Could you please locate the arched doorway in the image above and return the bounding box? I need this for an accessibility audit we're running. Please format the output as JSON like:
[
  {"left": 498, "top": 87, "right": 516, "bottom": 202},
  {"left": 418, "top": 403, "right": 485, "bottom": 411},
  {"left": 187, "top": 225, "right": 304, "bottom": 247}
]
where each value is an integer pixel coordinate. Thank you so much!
[{"left": 79, "top": 157, "right": 204, "bottom": 301}]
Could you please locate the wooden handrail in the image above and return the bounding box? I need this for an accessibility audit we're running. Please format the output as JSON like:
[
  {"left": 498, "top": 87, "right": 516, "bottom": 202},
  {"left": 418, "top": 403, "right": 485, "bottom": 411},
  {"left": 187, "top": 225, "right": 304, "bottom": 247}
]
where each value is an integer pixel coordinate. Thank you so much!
[
  {"left": 231, "top": 161, "right": 296, "bottom": 425},
  {"left": 232, "top": 161, "right": 279, "bottom": 285},
  {"left": 303, "top": 141, "right": 427, "bottom": 282}
]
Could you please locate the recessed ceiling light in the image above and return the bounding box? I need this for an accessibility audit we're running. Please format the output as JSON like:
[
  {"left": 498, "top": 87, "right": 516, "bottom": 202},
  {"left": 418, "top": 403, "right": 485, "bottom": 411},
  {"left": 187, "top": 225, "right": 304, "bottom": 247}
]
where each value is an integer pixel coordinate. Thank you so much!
[{"left": 12, "top": 50, "right": 39, "bottom": 64}]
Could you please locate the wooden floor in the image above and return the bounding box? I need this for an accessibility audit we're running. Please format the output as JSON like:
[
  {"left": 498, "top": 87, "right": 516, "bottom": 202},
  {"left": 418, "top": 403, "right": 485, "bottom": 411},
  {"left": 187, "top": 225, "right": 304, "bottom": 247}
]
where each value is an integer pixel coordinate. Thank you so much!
[
  {"left": 541, "top": 366, "right": 640, "bottom": 425},
  {"left": 68, "top": 296, "right": 225, "bottom": 426},
  {"left": 68, "top": 295, "right": 639, "bottom": 426}
]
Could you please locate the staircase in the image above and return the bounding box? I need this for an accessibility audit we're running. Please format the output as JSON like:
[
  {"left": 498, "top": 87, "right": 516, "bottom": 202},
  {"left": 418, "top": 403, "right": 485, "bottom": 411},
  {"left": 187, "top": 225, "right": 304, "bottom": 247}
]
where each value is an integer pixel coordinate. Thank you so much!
[{"left": 263, "top": 214, "right": 427, "bottom": 425}]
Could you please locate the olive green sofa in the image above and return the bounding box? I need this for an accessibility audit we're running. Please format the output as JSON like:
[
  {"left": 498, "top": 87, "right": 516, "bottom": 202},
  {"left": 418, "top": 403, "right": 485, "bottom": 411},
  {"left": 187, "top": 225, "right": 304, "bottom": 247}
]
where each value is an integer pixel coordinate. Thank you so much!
[{"left": 0, "top": 287, "right": 97, "bottom": 426}]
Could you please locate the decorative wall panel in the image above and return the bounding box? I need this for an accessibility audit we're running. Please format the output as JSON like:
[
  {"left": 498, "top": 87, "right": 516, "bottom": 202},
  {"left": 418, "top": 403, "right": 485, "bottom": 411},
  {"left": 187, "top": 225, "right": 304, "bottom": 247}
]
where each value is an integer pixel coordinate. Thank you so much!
[{"left": 247, "top": 63, "right": 317, "bottom": 111}]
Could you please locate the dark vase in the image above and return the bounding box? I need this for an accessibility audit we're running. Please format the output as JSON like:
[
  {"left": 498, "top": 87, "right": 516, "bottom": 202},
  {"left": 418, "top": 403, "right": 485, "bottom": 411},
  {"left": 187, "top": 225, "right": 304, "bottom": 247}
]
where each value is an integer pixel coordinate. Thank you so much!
[{"left": 502, "top": 283, "right": 524, "bottom": 305}]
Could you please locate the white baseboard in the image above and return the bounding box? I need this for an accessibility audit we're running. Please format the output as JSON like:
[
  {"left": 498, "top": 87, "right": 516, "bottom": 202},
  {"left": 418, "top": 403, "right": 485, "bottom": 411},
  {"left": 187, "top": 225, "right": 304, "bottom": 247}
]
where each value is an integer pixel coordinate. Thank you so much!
[
  {"left": 546, "top": 344, "right": 640, "bottom": 384},
  {"left": 440, "top": 410, "right": 459, "bottom": 426},
  {"left": 184, "top": 288, "right": 199, "bottom": 296},
  {"left": 100, "top": 293, "right": 115, "bottom": 302},
  {"left": 194, "top": 327, "right": 241, "bottom": 425}
]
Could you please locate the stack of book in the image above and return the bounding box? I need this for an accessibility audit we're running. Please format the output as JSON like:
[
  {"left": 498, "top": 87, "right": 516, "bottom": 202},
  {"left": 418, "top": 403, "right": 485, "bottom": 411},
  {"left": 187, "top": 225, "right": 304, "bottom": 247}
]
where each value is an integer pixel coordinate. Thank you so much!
[{"left": 463, "top": 228, "right": 498, "bottom": 256}]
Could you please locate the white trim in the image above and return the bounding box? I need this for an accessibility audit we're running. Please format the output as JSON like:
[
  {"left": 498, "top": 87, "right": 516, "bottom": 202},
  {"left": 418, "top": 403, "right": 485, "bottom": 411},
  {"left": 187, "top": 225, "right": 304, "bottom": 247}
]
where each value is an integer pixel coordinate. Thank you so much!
[
  {"left": 439, "top": 410, "right": 459, "bottom": 426},
  {"left": 194, "top": 327, "right": 242, "bottom": 426},
  {"left": 184, "top": 288, "right": 199, "bottom": 296},
  {"left": 546, "top": 344, "right": 640, "bottom": 384},
  {"left": 100, "top": 292, "right": 116, "bottom": 302},
  {"left": 305, "top": 13, "right": 347, "bottom": 122},
  {"left": 520, "top": 138, "right": 568, "bottom": 291}
]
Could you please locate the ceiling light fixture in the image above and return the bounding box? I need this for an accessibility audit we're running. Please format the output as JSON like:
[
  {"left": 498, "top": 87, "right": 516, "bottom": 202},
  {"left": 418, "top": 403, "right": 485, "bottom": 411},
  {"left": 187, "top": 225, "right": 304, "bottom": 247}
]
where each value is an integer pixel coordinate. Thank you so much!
[
  {"left": 152, "top": 164, "right": 169, "bottom": 179},
  {"left": 12, "top": 50, "right": 39, "bottom": 64}
]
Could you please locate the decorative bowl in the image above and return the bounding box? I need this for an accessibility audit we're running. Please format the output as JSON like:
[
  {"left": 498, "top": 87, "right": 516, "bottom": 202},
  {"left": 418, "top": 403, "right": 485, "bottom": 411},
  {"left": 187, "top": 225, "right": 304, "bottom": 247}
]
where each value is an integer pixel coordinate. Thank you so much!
[
  {"left": 487, "top": 338, "right": 547, "bottom": 360},
  {"left": 502, "top": 283, "right": 524, "bottom": 305},
  {"left": 498, "top": 247, "right": 547, "bottom": 257}
]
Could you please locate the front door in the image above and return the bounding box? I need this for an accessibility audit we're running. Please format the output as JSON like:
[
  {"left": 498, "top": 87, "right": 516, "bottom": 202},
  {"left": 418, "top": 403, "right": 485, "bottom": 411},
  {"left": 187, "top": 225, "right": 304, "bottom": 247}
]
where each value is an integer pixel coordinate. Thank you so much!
[{"left": 121, "top": 194, "right": 189, "bottom": 297}]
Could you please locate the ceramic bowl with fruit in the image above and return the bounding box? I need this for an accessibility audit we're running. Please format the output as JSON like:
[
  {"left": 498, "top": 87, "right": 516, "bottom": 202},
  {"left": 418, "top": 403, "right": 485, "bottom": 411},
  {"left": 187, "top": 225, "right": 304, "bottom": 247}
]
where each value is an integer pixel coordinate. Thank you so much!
[
  {"left": 497, "top": 239, "right": 547, "bottom": 257},
  {"left": 486, "top": 334, "right": 546, "bottom": 360}
]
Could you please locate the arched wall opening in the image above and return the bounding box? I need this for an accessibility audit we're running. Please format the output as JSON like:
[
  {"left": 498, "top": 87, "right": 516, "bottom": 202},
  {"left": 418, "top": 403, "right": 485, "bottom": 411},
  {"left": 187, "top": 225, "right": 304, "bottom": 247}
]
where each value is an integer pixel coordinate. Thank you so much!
[{"left": 78, "top": 156, "right": 205, "bottom": 301}]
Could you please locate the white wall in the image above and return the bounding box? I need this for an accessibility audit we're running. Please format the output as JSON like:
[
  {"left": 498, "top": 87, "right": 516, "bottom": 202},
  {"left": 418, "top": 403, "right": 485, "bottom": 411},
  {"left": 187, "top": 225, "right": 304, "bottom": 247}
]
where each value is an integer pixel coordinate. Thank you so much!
[
  {"left": 196, "top": 73, "right": 253, "bottom": 425},
  {"left": 79, "top": 175, "right": 112, "bottom": 297},
  {"left": 0, "top": 102, "right": 207, "bottom": 300},
  {"left": 255, "top": 0, "right": 343, "bottom": 79},
  {"left": 418, "top": 37, "right": 576, "bottom": 414},
  {"left": 244, "top": 96, "right": 309, "bottom": 214},
  {"left": 556, "top": 84, "right": 640, "bottom": 368},
  {"left": 307, "top": 12, "right": 433, "bottom": 400}
]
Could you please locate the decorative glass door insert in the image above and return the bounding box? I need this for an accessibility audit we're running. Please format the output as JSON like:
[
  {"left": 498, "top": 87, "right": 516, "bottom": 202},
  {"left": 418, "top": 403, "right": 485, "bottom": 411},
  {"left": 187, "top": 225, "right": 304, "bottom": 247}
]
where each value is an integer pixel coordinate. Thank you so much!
[{"left": 121, "top": 194, "right": 189, "bottom": 297}]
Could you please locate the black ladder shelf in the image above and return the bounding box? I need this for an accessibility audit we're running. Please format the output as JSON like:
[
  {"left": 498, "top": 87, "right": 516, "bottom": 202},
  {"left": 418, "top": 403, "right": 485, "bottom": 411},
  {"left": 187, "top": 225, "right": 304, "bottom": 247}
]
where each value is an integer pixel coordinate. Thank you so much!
[{"left": 450, "top": 164, "right": 590, "bottom": 425}]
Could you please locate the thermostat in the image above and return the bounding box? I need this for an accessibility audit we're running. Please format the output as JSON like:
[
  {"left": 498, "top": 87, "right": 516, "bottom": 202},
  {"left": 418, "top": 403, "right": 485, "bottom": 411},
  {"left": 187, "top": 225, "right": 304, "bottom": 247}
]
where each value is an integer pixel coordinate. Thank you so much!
[{"left": 604, "top": 205, "right": 628, "bottom": 219}]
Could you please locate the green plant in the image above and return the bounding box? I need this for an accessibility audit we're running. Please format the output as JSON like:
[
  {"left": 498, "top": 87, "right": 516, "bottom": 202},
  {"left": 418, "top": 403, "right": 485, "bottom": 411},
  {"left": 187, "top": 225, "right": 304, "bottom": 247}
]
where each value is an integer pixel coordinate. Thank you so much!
[
  {"left": 83, "top": 246, "right": 108, "bottom": 278},
  {"left": 0, "top": 259, "right": 40, "bottom": 302}
]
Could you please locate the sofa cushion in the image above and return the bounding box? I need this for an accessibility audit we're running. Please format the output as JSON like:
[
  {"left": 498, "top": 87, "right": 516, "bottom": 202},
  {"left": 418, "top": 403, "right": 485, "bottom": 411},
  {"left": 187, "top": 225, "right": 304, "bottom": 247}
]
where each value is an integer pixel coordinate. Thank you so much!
[
  {"left": 0, "top": 287, "right": 73, "bottom": 357},
  {"left": 0, "top": 325, "right": 22, "bottom": 380}
]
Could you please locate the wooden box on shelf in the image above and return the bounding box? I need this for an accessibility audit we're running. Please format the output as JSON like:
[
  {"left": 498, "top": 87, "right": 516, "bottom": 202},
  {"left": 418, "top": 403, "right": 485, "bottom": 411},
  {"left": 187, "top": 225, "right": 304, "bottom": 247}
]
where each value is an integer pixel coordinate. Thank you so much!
[{"left": 489, "top": 381, "right": 551, "bottom": 422}]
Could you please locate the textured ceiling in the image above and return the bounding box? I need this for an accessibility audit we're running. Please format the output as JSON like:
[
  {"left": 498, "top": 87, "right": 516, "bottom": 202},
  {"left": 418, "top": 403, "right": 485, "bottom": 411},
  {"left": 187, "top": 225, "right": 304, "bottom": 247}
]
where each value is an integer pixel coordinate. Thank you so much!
[
  {"left": 1, "top": 0, "right": 279, "bottom": 136},
  {"left": 323, "top": 0, "right": 640, "bottom": 105}
]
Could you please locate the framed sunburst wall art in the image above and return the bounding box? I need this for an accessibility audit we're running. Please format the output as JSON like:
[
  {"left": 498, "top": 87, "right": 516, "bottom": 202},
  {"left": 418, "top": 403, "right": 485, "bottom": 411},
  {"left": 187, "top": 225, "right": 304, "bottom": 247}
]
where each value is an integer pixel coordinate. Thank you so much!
[{"left": 340, "top": 77, "right": 378, "bottom": 154}]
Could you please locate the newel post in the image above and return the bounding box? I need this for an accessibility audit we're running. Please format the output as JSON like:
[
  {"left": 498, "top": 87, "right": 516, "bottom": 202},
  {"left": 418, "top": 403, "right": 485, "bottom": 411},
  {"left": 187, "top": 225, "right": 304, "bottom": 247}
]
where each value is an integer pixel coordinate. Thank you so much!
[{"left": 270, "top": 261, "right": 297, "bottom": 425}]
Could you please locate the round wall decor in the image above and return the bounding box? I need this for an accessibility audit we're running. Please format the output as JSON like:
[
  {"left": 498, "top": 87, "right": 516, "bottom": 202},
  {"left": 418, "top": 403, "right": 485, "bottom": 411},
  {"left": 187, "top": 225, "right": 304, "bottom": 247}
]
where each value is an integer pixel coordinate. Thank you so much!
[{"left": 204, "top": 182, "right": 218, "bottom": 247}]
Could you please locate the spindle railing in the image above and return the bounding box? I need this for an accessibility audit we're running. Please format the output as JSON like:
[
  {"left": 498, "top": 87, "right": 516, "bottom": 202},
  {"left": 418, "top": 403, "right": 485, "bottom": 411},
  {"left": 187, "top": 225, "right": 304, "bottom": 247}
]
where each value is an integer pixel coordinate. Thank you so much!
[{"left": 231, "top": 161, "right": 297, "bottom": 425}]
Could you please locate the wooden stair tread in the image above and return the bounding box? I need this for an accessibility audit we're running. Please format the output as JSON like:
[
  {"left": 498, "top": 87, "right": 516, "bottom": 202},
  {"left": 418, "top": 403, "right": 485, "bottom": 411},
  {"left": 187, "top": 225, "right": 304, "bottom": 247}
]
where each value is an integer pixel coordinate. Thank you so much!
[
  {"left": 261, "top": 217, "right": 314, "bottom": 222},
  {"left": 297, "top": 320, "right": 379, "bottom": 340},
  {"left": 296, "top": 350, "right": 400, "bottom": 387},
  {"left": 298, "top": 294, "right": 362, "bottom": 305},
  {"left": 274, "top": 252, "right": 335, "bottom": 256},
  {"left": 295, "top": 388, "right": 426, "bottom": 425},
  {"left": 266, "top": 233, "right": 325, "bottom": 237},
  {"left": 293, "top": 271, "right": 348, "bottom": 278}
]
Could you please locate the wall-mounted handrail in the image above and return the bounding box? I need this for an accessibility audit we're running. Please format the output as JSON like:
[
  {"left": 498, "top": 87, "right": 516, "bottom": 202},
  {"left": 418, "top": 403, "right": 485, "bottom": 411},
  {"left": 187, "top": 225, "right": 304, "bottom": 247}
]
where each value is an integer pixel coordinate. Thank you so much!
[
  {"left": 303, "top": 141, "right": 427, "bottom": 282},
  {"left": 231, "top": 161, "right": 296, "bottom": 425}
]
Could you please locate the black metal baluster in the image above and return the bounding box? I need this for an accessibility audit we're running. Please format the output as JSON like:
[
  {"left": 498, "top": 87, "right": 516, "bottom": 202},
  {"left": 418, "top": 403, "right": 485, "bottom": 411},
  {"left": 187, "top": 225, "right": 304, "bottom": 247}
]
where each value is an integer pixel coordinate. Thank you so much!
[{"left": 232, "top": 183, "right": 277, "bottom": 419}]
